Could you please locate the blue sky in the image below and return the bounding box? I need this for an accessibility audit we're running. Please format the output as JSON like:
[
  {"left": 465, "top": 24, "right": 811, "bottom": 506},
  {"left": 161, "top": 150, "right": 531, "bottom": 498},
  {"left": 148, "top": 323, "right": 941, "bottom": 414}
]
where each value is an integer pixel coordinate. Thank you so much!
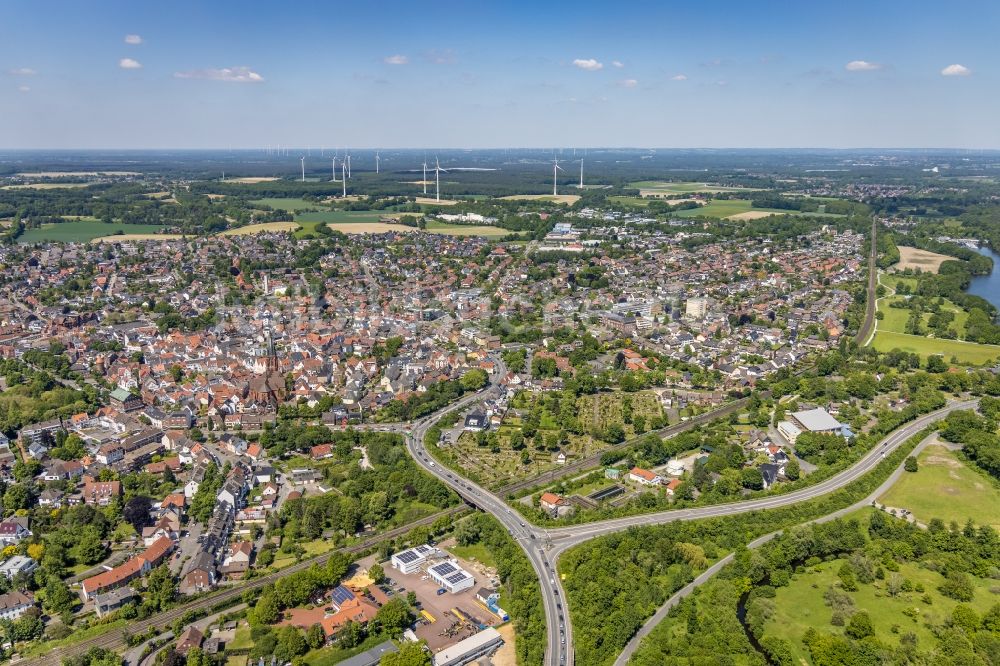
[{"left": 2, "top": 0, "right": 998, "bottom": 148}]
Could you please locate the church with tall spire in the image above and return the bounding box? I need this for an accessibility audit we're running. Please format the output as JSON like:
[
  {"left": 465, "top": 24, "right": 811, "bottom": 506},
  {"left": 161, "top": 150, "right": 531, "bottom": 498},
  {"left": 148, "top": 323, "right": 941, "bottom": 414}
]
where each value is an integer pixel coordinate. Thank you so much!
[{"left": 248, "top": 327, "right": 285, "bottom": 407}]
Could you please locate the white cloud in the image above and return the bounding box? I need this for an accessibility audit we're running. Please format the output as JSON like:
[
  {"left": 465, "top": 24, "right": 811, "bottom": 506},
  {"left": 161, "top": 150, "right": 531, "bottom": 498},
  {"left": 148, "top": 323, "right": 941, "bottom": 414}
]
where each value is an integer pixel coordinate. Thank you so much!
[
  {"left": 612, "top": 60, "right": 624, "bottom": 68},
  {"left": 941, "top": 63, "right": 971, "bottom": 77},
  {"left": 845, "top": 60, "right": 881, "bottom": 71},
  {"left": 173, "top": 66, "right": 264, "bottom": 82},
  {"left": 18, "top": 85, "right": 30, "bottom": 93},
  {"left": 572, "top": 58, "right": 603, "bottom": 71},
  {"left": 670, "top": 74, "right": 687, "bottom": 81},
  {"left": 383, "top": 54, "right": 409, "bottom": 65},
  {"left": 124, "top": 34, "right": 142, "bottom": 45},
  {"left": 8, "top": 67, "right": 36, "bottom": 76},
  {"left": 119, "top": 58, "right": 142, "bottom": 69},
  {"left": 619, "top": 78, "right": 638, "bottom": 88}
]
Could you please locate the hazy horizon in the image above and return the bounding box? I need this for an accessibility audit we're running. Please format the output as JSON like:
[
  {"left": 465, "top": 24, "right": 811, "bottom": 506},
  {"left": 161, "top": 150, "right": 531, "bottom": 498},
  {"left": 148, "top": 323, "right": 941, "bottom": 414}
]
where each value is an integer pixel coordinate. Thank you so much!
[{"left": 4, "top": 0, "right": 999, "bottom": 149}]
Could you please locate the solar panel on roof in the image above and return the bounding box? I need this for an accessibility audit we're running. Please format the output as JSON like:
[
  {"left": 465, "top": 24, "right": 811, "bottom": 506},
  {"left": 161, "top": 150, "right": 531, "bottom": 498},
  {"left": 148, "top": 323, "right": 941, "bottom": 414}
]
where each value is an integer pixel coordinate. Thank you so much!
[
  {"left": 446, "top": 572, "right": 469, "bottom": 584},
  {"left": 331, "top": 585, "right": 355, "bottom": 605},
  {"left": 434, "top": 562, "right": 457, "bottom": 575},
  {"left": 396, "top": 551, "right": 419, "bottom": 564}
]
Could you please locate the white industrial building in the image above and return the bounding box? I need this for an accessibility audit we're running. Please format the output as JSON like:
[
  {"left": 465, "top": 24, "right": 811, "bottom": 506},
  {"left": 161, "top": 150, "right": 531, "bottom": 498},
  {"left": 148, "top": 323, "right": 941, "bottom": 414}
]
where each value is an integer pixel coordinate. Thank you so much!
[
  {"left": 433, "top": 627, "right": 503, "bottom": 666},
  {"left": 389, "top": 544, "right": 436, "bottom": 575},
  {"left": 779, "top": 407, "right": 843, "bottom": 444},
  {"left": 427, "top": 559, "right": 475, "bottom": 593}
]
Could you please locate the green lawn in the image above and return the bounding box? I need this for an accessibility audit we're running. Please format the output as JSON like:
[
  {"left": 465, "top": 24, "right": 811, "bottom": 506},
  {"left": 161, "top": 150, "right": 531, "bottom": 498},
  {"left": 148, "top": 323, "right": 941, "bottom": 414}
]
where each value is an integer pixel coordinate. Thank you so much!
[
  {"left": 229, "top": 625, "right": 253, "bottom": 650},
  {"left": 871, "top": 330, "right": 1000, "bottom": 364},
  {"left": 448, "top": 542, "right": 496, "bottom": 568},
  {"left": 878, "top": 296, "right": 970, "bottom": 338},
  {"left": 251, "top": 197, "right": 328, "bottom": 212},
  {"left": 68, "top": 561, "right": 94, "bottom": 575},
  {"left": 304, "top": 633, "right": 395, "bottom": 666},
  {"left": 18, "top": 220, "right": 169, "bottom": 244},
  {"left": 272, "top": 541, "right": 334, "bottom": 569},
  {"left": 879, "top": 443, "right": 1000, "bottom": 528},
  {"left": 880, "top": 275, "right": 919, "bottom": 292},
  {"left": 765, "top": 558, "right": 999, "bottom": 664}
]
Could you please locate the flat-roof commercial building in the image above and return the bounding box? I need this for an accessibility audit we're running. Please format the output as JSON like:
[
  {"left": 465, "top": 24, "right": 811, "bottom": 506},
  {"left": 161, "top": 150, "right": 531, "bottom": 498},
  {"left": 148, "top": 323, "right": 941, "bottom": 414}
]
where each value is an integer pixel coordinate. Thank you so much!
[
  {"left": 433, "top": 627, "right": 503, "bottom": 666},
  {"left": 427, "top": 559, "right": 475, "bottom": 593},
  {"left": 780, "top": 407, "right": 843, "bottom": 444},
  {"left": 789, "top": 407, "right": 841, "bottom": 433},
  {"left": 390, "top": 544, "right": 436, "bottom": 575}
]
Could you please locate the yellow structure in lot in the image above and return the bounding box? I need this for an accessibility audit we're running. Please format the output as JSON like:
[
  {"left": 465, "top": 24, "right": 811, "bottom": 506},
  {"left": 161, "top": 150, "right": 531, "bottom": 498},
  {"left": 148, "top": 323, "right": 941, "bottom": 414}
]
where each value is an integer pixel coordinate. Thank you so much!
[{"left": 420, "top": 609, "right": 436, "bottom": 623}]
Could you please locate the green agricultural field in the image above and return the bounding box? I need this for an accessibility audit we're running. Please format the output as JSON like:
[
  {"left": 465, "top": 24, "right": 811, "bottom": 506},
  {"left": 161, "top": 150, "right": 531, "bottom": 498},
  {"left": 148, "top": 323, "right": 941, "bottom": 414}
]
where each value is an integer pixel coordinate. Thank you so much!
[
  {"left": 251, "top": 197, "right": 328, "bottom": 212},
  {"left": 294, "top": 210, "right": 393, "bottom": 223},
  {"left": 425, "top": 219, "right": 513, "bottom": 237},
  {"left": 765, "top": 558, "right": 999, "bottom": 664},
  {"left": 673, "top": 199, "right": 788, "bottom": 219},
  {"left": 879, "top": 442, "right": 1000, "bottom": 528},
  {"left": 871, "top": 330, "right": 1000, "bottom": 364},
  {"left": 608, "top": 196, "right": 653, "bottom": 207},
  {"left": 629, "top": 181, "right": 755, "bottom": 194},
  {"left": 18, "top": 219, "right": 169, "bottom": 244}
]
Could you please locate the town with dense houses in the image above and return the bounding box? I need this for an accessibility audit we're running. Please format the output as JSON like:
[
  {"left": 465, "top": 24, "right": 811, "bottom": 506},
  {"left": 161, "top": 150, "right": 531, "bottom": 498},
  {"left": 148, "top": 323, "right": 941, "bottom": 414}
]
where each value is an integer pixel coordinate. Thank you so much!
[{"left": 1, "top": 143, "right": 1000, "bottom": 666}]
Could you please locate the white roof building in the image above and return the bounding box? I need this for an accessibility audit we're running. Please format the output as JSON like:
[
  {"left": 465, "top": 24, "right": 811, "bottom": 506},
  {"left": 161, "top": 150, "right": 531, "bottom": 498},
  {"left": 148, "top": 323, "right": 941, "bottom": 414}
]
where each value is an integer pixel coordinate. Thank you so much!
[
  {"left": 433, "top": 627, "right": 503, "bottom": 666},
  {"left": 789, "top": 408, "right": 841, "bottom": 433},
  {"left": 390, "top": 544, "right": 436, "bottom": 575},
  {"left": 427, "top": 559, "right": 475, "bottom": 593}
]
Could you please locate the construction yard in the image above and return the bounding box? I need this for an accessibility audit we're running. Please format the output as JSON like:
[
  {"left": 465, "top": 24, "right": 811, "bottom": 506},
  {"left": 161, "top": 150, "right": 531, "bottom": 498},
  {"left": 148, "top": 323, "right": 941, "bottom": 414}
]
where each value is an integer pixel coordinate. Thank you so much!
[{"left": 381, "top": 542, "right": 507, "bottom": 653}]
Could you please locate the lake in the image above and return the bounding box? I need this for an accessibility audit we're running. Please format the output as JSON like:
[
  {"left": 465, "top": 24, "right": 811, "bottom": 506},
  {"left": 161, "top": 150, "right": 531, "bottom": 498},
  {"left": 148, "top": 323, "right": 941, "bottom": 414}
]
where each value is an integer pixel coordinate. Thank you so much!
[{"left": 968, "top": 246, "right": 1000, "bottom": 311}]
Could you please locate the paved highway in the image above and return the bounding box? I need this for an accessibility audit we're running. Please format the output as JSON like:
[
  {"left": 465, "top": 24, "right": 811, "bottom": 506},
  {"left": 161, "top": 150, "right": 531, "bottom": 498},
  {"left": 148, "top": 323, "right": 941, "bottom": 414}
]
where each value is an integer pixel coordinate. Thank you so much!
[
  {"left": 411, "top": 391, "right": 973, "bottom": 666},
  {"left": 36, "top": 220, "right": 884, "bottom": 666},
  {"left": 408, "top": 413, "right": 573, "bottom": 666},
  {"left": 612, "top": 426, "right": 952, "bottom": 666},
  {"left": 542, "top": 400, "right": 974, "bottom": 547}
]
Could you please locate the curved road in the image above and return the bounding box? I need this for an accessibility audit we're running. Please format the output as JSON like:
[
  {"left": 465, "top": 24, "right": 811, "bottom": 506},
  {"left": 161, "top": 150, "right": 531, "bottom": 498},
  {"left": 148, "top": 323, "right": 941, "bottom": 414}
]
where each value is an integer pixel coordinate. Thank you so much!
[
  {"left": 611, "top": 427, "right": 949, "bottom": 666},
  {"left": 30, "top": 219, "right": 881, "bottom": 665},
  {"left": 410, "top": 394, "right": 974, "bottom": 666}
]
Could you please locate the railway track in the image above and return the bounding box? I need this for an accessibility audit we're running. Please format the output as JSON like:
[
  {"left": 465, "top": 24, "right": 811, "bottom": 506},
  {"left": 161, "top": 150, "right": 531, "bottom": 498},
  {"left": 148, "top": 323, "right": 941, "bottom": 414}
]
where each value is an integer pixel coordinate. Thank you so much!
[{"left": 20, "top": 507, "right": 464, "bottom": 665}]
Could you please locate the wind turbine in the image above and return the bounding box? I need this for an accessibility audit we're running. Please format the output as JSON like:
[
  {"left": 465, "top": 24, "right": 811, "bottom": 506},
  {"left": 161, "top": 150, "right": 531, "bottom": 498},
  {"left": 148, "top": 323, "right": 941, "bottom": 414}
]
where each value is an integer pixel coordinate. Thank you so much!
[
  {"left": 347, "top": 152, "right": 352, "bottom": 179},
  {"left": 342, "top": 161, "right": 347, "bottom": 197},
  {"left": 578, "top": 158, "right": 584, "bottom": 189},
  {"left": 434, "top": 158, "right": 448, "bottom": 202},
  {"left": 552, "top": 157, "right": 564, "bottom": 196},
  {"left": 422, "top": 159, "right": 428, "bottom": 195},
  {"left": 331, "top": 157, "right": 338, "bottom": 182},
  {"left": 375, "top": 151, "right": 380, "bottom": 174},
  {"left": 300, "top": 156, "right": 305, "bottom": 182}
]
